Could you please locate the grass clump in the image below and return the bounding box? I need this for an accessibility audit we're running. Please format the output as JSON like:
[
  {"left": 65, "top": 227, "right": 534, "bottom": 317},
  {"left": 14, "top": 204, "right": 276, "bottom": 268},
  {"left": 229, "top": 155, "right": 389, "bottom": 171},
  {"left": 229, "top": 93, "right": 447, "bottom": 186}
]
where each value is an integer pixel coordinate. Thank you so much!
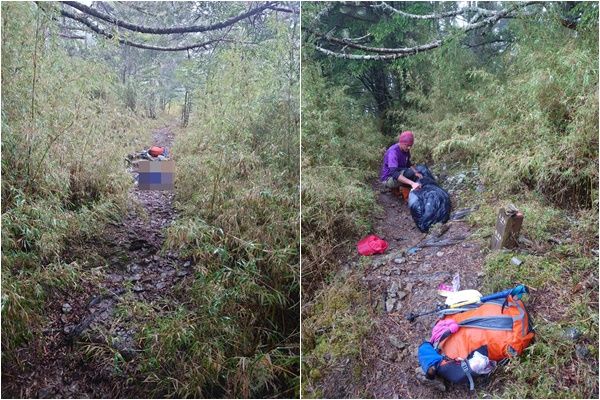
[
  {"left": 301, "top": 60, "right": 386, "bottom": 296},
  {"left": 301, "top": 274, "right": 373, "bottom": 398},
  {"left": 1, "top": 261, "right": 92, "bottom": 356},
  {"left": 1, "top": 2, "right": 146, "bottom": 363},
  {"left": 300, "top": 59, "right": 385, "bottom": 398}
]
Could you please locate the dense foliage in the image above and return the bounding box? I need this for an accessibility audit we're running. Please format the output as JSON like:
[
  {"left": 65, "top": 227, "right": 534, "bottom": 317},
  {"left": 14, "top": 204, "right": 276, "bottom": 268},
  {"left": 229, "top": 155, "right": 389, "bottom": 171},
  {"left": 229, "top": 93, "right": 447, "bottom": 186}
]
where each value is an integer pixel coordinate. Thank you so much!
[
  {"left": 2, "top": 2, "right": 299, "bottom": 398},
  {"left": 2, "top": 2, "right": 145, "bottom": 353},
  {"left": 302, "top": 1, "right": 598, "bottom": 398},
  {"left": 156, "top": 18, "right": 300, "bottom": 398},
  {"left": 300, "top": 48, "right": 385, "bottom": 399},
  {"left": 301, "top": 54, "right": 385, "bottom": 295}
]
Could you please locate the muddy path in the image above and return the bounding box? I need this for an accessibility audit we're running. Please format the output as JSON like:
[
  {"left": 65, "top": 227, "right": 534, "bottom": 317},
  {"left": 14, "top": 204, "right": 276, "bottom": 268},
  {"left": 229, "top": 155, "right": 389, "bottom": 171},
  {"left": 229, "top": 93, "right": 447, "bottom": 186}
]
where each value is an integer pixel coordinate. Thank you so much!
[
  {"left": 2, "top": 124, "right": 192, "bottom": 398},
  {"left": 320, "top": 181, "right": 487, "bottom": 398}
]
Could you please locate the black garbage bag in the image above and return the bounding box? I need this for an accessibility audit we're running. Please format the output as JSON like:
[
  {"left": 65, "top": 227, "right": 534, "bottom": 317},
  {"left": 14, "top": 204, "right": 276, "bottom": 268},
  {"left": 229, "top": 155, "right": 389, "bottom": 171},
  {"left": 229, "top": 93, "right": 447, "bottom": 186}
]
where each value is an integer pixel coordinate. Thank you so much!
[
  {"left": 414, "top": 164, "right": 436, "bottom": 180},
  {"left": 408, "top": 164, "right": 451, "bottom": 232}
]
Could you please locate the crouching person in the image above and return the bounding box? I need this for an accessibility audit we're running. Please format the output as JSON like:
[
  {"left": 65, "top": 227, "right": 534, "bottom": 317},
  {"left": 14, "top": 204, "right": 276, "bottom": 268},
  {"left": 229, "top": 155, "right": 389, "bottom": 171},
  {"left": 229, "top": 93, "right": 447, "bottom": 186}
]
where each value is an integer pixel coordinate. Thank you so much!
[{"left": 380, "top": 131, "right": 423, "bottom": 194}]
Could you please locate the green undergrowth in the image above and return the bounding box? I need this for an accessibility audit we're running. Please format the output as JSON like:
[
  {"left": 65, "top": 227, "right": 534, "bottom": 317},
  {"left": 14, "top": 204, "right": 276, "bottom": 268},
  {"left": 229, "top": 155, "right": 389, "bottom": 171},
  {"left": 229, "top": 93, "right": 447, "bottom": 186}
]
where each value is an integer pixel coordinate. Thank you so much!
[
  {"left": 300, "top": 59, "right": 386, "bottom": 397},
  {"left": 1, "top": 262, "right": 96, "bottom": 358},
  {"left": 1, "top": 2, "right": 149, "bottom": 367},
  {"left": 138, "top": 20, "right": 300, "bottom": 398},
  {"left": 301, "top": 272, "right": 373, "bottom": 398},
  {"left": 301, "top": 60, "right": 386, "bottom": 296},
  {"left": 409, "top": 16, "right": 598, "bottom": 210}
]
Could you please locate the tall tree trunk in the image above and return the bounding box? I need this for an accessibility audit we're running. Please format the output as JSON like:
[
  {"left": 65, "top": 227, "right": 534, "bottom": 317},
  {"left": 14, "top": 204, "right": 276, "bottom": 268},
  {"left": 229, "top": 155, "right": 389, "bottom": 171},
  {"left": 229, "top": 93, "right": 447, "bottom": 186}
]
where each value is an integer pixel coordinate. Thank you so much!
[
  {"left": 181, "top": 89, "right": 191, "bottom": 127},
  {"left": 180, "top": 50, "right": 192, "bottom": 127},
  {"left": 358, "top": 64, "right": 396, "bottom": 135}
]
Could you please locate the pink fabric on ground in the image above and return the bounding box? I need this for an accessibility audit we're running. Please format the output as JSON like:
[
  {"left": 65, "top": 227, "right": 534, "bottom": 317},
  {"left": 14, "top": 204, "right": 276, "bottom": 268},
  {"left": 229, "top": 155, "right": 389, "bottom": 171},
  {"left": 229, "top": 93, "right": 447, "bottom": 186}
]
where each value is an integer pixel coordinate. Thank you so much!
[
  {"left": 430, "top": 319, "right": 459, "bottom": 343},
  {"left": 357, "top": 234, "right": 388, "bottom": 256}
]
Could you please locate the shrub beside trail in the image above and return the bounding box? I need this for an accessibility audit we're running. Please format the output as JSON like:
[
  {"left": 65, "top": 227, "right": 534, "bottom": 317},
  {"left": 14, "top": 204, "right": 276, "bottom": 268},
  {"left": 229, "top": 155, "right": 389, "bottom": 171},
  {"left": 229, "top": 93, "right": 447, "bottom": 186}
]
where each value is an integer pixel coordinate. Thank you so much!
[
  {"left": 155, "top": 28, "right": 300, "bottom": 397},
  {"left": 1, "top": 3, "right": 145, "bottom": 359}
]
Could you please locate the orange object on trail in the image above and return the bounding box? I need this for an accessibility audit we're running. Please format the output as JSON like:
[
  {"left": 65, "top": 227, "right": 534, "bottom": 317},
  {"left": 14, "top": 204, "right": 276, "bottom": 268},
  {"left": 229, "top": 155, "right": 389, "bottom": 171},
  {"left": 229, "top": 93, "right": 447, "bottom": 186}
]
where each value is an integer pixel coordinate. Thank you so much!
[
  {"left": 149, "top": 146, "right": 165, "bottom": 157},
  {"left": 391, "top": 186, "right": 411, "bottom": 203},
  {"left": 401, "top": 187, "right": 411, "bottom": 203},
  {"left": 438, "top": 296, "right": 535, "bottom": 362}
]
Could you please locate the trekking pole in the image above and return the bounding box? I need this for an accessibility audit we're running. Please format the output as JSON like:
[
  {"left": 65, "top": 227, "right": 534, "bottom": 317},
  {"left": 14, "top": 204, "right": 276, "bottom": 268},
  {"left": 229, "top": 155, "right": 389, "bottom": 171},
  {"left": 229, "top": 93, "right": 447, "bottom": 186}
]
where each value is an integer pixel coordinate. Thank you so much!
[
  {"left": 406, "top": 305, "right": 446, "bottom": 322},
  {"left": 445, "top": 284, "right": 529, "bottom": 308},
  {"left": 406, "top": 285, "right": 529, "bottom": 322},
  {"left": 406, "top": 305, "right": 474, "bottom": 323}
]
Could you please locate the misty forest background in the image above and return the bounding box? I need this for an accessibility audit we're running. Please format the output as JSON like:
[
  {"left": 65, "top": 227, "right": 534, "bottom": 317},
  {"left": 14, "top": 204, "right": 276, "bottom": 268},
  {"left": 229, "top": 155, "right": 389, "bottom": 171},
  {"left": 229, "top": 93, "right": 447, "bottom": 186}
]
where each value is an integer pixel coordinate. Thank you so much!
[
  {"left": 301, "top": 1, "right": 598, "bottom": 398},
  {"left": 0, "top": 1, "right": 598, "bottom": 399}
]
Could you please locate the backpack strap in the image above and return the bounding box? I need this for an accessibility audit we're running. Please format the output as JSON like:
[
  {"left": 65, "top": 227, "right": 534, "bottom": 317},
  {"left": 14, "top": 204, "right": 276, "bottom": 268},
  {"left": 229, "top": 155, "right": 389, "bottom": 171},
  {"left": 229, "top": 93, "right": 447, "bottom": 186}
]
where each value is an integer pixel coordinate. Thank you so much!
[
  {"left": 460, "top": 360, "right": 475, "bottom": 391},
  {"left": 433, "top": 329, "right": 454, "bottom": 350}
]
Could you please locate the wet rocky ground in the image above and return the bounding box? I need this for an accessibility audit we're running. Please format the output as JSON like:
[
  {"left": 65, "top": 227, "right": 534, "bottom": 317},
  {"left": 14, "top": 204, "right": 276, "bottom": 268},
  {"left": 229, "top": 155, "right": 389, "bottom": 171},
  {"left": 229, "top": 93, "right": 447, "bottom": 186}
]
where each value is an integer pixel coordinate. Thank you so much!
[
  {"left": 2, "top": 125, "right": 189, "bottom": 398},
  {"left": 318, "top": 177, "right": 488, "bottom": 398}
]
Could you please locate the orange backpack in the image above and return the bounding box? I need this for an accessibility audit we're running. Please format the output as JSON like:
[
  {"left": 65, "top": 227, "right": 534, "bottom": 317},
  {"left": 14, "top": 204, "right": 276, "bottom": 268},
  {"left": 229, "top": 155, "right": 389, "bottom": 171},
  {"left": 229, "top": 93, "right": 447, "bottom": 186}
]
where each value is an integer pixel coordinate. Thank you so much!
[
  {"left": 149, "top": 146, "right": 165, "bottom": 157},
  {"left": 434, "top": 296, "right": 535, "bottom": 389},
  {"left": 439, "top": 296, "right": 535, "bottom": 361}
]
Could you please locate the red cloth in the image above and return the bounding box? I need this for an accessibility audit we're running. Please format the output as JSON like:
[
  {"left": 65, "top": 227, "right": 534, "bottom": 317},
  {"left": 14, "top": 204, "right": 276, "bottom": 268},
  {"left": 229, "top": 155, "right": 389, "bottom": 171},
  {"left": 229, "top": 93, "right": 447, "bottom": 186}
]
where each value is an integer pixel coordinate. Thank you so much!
[{"left": 357, "top": 234, "right": 388, "bottom": 256}]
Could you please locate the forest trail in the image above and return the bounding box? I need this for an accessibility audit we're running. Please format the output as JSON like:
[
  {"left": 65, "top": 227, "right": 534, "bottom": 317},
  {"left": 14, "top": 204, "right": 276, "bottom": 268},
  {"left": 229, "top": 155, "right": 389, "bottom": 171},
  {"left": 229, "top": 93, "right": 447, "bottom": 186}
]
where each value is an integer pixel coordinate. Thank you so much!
[
  {"left": 2, "top": 122, "right": 193, "bottom": 398},
  {"left": 321, "top": 183, "right": 486, "bottom": 398}
]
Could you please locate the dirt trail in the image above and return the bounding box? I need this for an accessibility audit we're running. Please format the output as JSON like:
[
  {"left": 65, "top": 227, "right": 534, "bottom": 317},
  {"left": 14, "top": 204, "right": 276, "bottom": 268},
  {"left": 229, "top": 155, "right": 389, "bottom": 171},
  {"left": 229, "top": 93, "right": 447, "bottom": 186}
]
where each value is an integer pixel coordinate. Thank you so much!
[
  {"left": 321, "top": 182, "right": 487, "bottom": 398},
  {"left": 2, "top": 124, "right": 191, "bottom": 398}
]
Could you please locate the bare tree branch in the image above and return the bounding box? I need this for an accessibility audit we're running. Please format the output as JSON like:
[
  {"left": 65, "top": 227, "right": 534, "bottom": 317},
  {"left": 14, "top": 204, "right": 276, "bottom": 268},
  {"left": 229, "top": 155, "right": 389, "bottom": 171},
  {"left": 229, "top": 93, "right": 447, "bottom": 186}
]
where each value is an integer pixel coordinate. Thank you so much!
[
  {"left": 375, "top": 2, "right": 500, "bottom": 20},
  {"left": 309, "top": 29, "right": 442, "bottom": 54},
  {"left": 315, "top": 46, "right": 417, "bottom": 60},
  {"left": 310, "top": 2, "right": 545, "bottom": 60},
  {"left": 61, "top": 1, "right": 277, "bottom": 35},
  {"left": 60, "top": 8, "right": 226, "bottom": 52},
  {"left": 465, "top": 38, "right": 511, "bottom": 49},
  {"left": 268, "top": 5, "right": 299, "bottom": 14}
]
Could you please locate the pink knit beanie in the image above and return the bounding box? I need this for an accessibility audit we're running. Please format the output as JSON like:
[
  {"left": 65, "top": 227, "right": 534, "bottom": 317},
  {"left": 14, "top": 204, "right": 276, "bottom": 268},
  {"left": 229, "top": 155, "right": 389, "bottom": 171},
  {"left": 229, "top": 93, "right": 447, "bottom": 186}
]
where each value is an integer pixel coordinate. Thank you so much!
[{"left": 399, "top": 131, "right": 414, "bottom": 145}]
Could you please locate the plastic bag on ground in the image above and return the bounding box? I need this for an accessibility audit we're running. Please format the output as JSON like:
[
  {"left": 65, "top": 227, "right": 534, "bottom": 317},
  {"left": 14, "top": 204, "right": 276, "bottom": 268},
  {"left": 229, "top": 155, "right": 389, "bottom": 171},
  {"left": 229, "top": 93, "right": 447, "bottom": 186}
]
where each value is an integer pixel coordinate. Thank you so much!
[
  {"left": 408, "top": 164, "right": 451, "bottom": 232},
  {"left": 357, "top": 234, "right": 388, "bottom": 256},
  {"left": 467, "top": 351, "right": 496, "bottom": 375}
]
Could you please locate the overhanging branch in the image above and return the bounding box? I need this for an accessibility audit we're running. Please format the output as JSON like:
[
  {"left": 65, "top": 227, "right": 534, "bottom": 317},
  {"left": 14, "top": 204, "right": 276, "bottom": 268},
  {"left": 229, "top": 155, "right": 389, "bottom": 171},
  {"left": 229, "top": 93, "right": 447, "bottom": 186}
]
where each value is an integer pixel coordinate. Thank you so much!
[
  {"left": 61, "top": 1, "right": 277, "bottom": 35},
  {"left": 375, "top": 2, "right": 499, "bottom": 20},
  {"left": 309, "top": 29, "right": 442, "bottom": 54},
  {"left": 60, "top": 8, "right": 225, "bottom": 52},
  {"left": 315, "top": 46, "right": 416, "bottom": 60},
  {"left": 310, "top": 2, "right": 545, "bottom": 60},
  {"left": 268, "top": 5, "right": 299, "bottom": 14}
]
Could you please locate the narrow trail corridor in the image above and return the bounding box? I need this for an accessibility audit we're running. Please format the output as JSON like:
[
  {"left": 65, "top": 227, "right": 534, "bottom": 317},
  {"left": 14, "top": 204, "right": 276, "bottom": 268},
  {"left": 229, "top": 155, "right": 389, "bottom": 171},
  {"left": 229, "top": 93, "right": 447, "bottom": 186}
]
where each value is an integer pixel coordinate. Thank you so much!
[
  {"left": 319, "top": 183, "right": 486, "bottom": 398},
  {"left": 3, "top": 124, "right": 193, "bottom": 398}
]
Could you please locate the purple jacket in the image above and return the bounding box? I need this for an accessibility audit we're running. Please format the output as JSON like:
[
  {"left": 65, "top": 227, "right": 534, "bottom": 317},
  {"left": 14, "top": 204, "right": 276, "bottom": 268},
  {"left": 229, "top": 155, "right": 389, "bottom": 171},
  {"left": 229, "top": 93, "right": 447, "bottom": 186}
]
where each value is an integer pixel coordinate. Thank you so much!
[{"left": 380, "top": 143, "right": 411, "bottom": 181}]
